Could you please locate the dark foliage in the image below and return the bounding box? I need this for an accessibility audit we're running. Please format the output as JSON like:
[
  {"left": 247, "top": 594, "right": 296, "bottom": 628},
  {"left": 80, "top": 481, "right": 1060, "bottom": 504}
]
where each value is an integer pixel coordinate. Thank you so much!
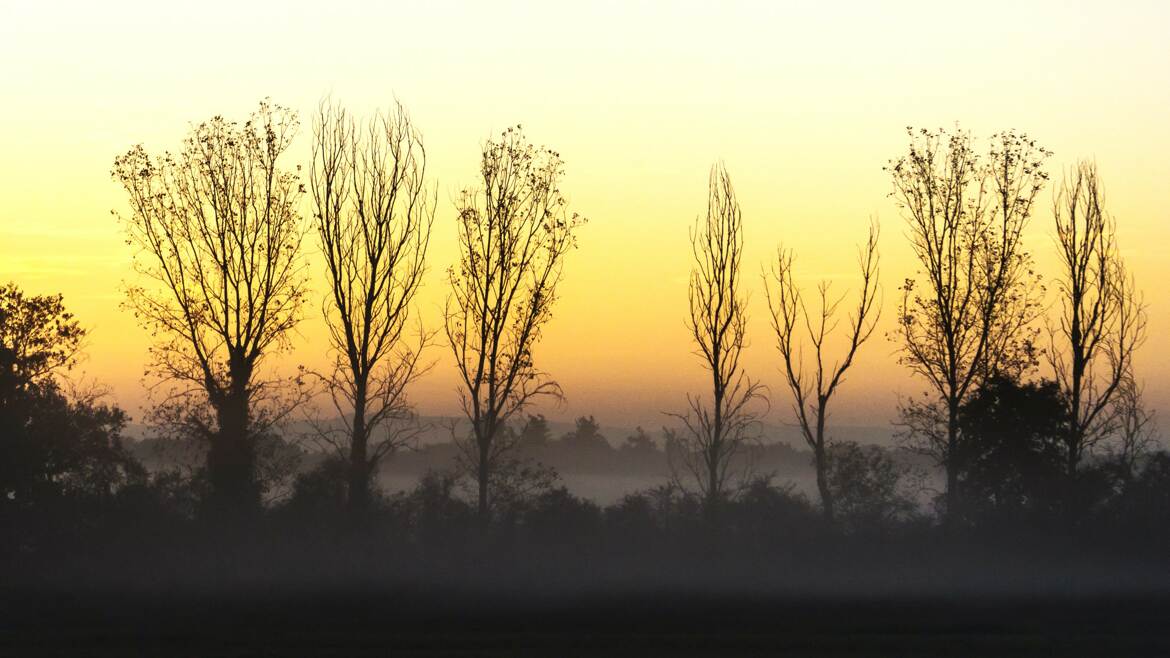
[
  {"left": 826, "top": 441, "right": 922, "bottom": 533},
  {"left": 955, "top": 375, "right": 1069, "bottom": 524}
]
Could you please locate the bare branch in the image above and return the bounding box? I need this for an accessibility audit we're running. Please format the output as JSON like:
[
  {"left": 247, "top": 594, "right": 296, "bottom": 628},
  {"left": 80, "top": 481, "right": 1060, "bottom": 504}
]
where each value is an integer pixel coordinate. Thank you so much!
[
  {"left": 444, "top": 126, "right": 585, "bottom": 518},
  {"left": 310, "top": 98, "right": 435, "bottom": 511},
  {"left": 112, "top": 100, "right": 308, "bottom": 510},
  {"left": 1047, "top": 161, "right": 1148, "bottom": 473},
  {"left": 764, "top": 219, "right": 881, "bottom": 521},
  {"left": 886, "top": 126, "right": 1050, "bottom": 520},
  {"left": 671, "top": 163, "right": 766, "bottom": 512}
]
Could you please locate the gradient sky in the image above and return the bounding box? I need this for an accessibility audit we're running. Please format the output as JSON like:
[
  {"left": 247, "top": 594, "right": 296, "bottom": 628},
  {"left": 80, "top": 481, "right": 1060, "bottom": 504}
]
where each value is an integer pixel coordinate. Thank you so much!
[{"left": 2, "top": 1, "right": 1168, "bottom": 431}]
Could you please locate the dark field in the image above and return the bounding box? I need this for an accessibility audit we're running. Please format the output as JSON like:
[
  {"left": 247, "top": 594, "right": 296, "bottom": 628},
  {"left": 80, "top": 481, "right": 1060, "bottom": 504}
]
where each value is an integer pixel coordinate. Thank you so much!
[
  {"left": 4, "top": 522, "right": 1170, "bottom": 657},
  {"left": 6, "top": 588, "right": 1170, "bottom": 656}
]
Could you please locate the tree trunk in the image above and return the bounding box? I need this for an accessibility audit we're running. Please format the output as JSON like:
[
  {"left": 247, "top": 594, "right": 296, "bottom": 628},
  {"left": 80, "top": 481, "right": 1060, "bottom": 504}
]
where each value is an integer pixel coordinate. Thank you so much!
[
  {"left": 348, "top": 385, "right": 370, "bottom": 515},
  {"left": 207, "top": 389, "right": 258, "bottom": 516},
  {"left": 945, "top": 398, "right": 960, "bottom": 525},
  {"left": 477, "top": 439, "right": 491, "bottom": 520},
  {"left": 205, "top": 354, "right": 258, "bottom": 517},
  {"left": 1067, "top": 439, "right": 1080, "bottom": 479},
  {"left": 706, "top": 444, "right": 720, "bottom": 516},
  {"left": 813, "top": 409, "right": 834, "bottom": 523},
  {"left": 814, "top": 443, "right": 835, "bottom": 523},
  {"left": 707, "top": 379, "right": 724, "bottom": 521}
]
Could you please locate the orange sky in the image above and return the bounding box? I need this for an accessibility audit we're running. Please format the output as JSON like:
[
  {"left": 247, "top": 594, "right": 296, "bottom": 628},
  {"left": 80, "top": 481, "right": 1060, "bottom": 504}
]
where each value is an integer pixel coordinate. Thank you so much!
[{"left": 1, "top": 1, "right": 1168, "bottom": 430}]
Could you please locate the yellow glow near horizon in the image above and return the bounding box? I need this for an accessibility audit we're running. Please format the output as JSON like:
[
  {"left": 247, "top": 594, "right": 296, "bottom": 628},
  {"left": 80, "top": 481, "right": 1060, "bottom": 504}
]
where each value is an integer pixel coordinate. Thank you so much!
[{"left": 2, "top": 1, "right": 1168, "bottom": 430}]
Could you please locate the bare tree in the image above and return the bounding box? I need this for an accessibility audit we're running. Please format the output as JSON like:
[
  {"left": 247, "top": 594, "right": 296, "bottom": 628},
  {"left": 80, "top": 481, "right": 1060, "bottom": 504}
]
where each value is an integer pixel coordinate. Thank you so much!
[
  {"left": 888, "top": 126, "right": 1050, "bottom": 521},
  {"left": 1048, "top": 162, "right": 1147, "bottom": 475},
  {"left": 310, "top": 100, "right": 435, "bottom": 513},
  {"left": 444, "top": 126, "right": 585, "bottom": 519},
  {"left": 1109, "top": 375, "right": 1156, "bottom": 481},
  {"left": 765, "top": 221, "right": 880, "bottom": 522},
  {"left": 670, "top": 163, "right": 765, "bottom": 515},
  {"left": 112, "top": 100, "right": 307, "bottom": 513}
]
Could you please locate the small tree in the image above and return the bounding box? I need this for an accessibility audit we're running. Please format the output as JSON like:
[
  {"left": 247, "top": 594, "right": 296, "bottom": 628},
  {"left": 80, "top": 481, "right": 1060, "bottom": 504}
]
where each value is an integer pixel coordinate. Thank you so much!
[
  {"left": 1048, "top": 162, "right": 1147, "bottom": 475},
  {"left": 561, "top": 416, "right": 608, "bottom": 451},
  {"left": 888, "top": 126, "right": 1050, "bottom": 521},
  {"left": 311, "top": 99, "right": 434, "bottom": 513},
  {"left": 825, "top": 441, "right": 920, "bottom": 533},
  {"left": 765, "top": 221, "right": 880, "bottom": 522},
  {"left": 1109, "top": 376, "right": 1156, "bottom": 481},
  {"left": 516, "top": 414, "right": 552, "bottom": 453},
  {"left": 670, "top": 163, "right": 765, "bottom": 515},
  {"left": 112, "top": 100, "right": 308, "bottom": 514},
  {"left": 621, "top": 427, "right": 657, "bottom": 454},
  {"left": 445, "top": 126, "right": 585, "bottom": 519}
]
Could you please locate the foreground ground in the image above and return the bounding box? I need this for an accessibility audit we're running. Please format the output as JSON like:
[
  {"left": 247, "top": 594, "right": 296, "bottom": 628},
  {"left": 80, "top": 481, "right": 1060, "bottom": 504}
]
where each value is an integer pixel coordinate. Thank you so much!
[{"left": 5, "top": 583, "right": 1170, "bottom": 656}]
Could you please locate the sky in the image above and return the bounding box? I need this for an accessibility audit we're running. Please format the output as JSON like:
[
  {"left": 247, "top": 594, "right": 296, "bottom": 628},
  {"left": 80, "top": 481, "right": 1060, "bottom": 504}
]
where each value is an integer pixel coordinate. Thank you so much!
[{"left": 1, "top": 0, "right": 1168, "bottom": 431}]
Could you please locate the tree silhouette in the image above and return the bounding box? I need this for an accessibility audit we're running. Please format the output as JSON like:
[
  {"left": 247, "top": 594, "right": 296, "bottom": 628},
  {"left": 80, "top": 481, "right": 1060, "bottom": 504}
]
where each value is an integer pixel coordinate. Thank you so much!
[
  {"left": 1110, "top": 376, "right": 1156, "bottom": 481},
  {"left": 444, "top": 126, "right": 585, "bottom": 519},
  {"left": 1048, "top": 162, "right": 1147, "bottom": 476},
  {"left": 310, "top": 99, "right": 434, "bottom": 514},
  {"left": 0, "top": 283, "right": 85, "bottom": 393},
  {"left": 765, "top": 221, "right": 880, "bottom": 522},
  {"left": 516, "top": 414, "right": 552, "bottom": 453},
  {"left": 112, "top": 100, "right": 308, "bottom": 514},
  {"left": 825, "top": 441, "right": 919, "bottom": 533},
  {"left": 621, "top": 427, "right": 657, "bottom": 456},
  {"left": 888, "top": 126, "right": 1050, "bottom": 522},
  {"left": 561, "top": 416, "right": 608, "bottom": 451},
  {"left": 670, "top": 163, "right": 765, "bottom": 516},
  {"left": 0, "top": 284, "right": 140, "bottom": 516},
  {"left": 956, "top": 374, "right": 1067, "bottom": 525}
]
